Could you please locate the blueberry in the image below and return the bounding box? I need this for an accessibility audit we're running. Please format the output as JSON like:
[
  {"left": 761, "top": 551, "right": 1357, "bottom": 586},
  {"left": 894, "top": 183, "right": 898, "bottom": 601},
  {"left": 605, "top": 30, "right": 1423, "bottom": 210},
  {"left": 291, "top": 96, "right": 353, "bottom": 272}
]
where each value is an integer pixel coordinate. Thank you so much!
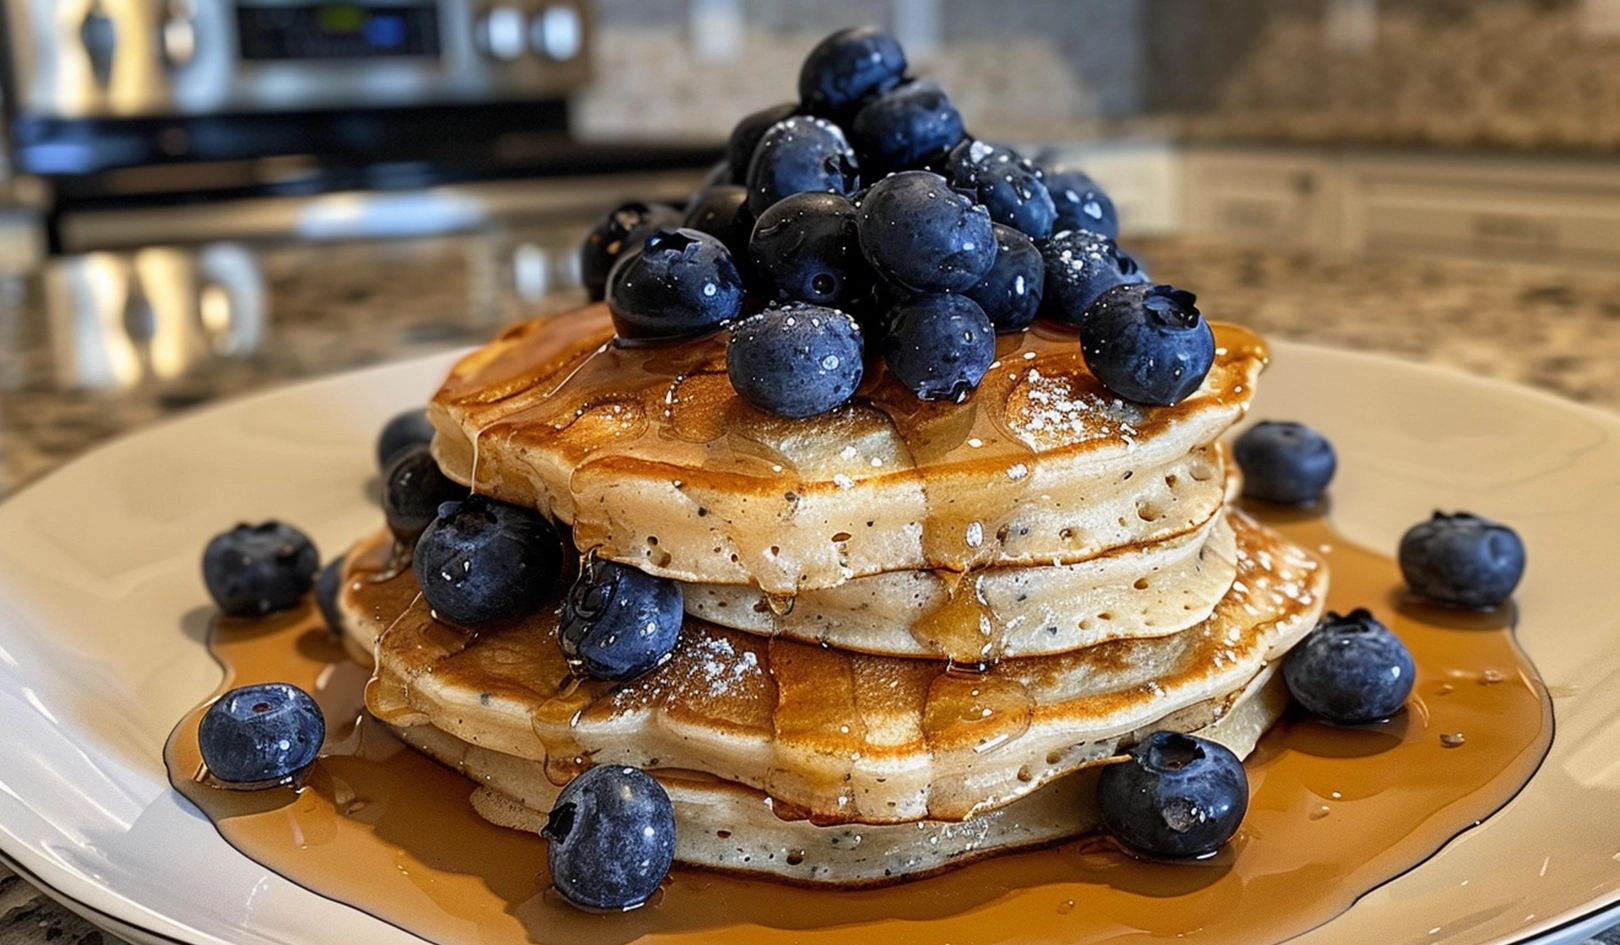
[
  {"left": 681, "top": 184, "right": 754, "bottom": 262},
  {"left": 1284, "top": 608, "right": 1416, "bottom": 724},
  {"left": 198, "top": 682, "right": 325, "bottom": 788},
  {"left": 560, "top": 557, "right": 683, "bottom": 681},
  {"left": 749, "top": 192, "right": 870, "bottom": 308},
  {"left": 543, "top": 765, "right": 676, "bottom": 912},
  {"left": 1080, "top": 283, "right": 1214, "bottom": 406},
  {"left": 606, "top": 228, "right": 745, "bottom": 345},
  {"left": 727, "top": 303, "right": 865, "bottom": 417},
  {"left": 944, "top": 139, "right": 1057, "bottom": 241},
  {"left": 856, "top": 170, "right": 998, "bottom": 295},
  {"left": 882, "top": 294, "right": 995, "bottom": 402},
  {"left": 202, "top": 521, "right": 320, "bottom": 617},
  {"left": 1038, "top": 228, "right": 1148, "bottom": 327},
  {"left": 745, "top": 116, "right": 860, "bottom": 218},
  {"left": 849, "top": 80, "right": 965, "bottom": 179},
  {"left": 1096, "top": 731, "right": 1248, "bottom": 858},
  {"left": 580, "top": 202, "right": 684, "bottom": 303},
  {"left": 797, "top": 26, "right": 908, "bottom": 120},
  {"left": 1233, "top": 421, "right": 1337, "bottom": 506},
  {"left": 315, "top": 554, "right": 346, "bottom": 636},
  {"left": 412, "top": 495, "right": 563, "bottom": 626},
  {"left": 725, "top": 101, "right": 799, "bottom": 185},
  {"left": 965, "top": 223, "right": 1045, "bottom": 333},
  {"left": 1042, "top": 166, "right": 1120, "bottom": 239},
  {"left": 375, "top": 407, "right": 435, "bottom": 470},
  {"left": 382, "top": 443, "right": 464, "bottom": 541},
  {"left": 1398, "top": 512, "right": 1526, "bottom": 609}
]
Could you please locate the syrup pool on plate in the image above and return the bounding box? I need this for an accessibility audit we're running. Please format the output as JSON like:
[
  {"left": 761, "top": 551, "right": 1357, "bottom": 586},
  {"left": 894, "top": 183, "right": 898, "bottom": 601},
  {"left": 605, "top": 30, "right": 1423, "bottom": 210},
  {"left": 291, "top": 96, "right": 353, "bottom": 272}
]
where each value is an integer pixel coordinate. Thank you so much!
[{"left": 165, "top": 502, "right": 1551, "bottom": 945}]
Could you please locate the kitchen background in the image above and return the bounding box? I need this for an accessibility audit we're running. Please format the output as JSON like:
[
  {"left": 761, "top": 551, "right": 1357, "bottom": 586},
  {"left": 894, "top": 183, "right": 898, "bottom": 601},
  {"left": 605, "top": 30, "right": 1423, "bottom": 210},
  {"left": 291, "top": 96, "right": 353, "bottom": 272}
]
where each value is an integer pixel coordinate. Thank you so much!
[{"left": 2, "top": 2, "right": 1620, "bottom": 943}]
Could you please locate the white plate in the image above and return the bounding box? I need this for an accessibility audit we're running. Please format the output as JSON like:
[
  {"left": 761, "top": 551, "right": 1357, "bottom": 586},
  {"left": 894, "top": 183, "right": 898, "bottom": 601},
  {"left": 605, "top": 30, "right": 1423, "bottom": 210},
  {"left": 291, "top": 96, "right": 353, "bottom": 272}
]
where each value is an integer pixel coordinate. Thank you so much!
[{"left": 2, "top": 343, "right": 1620, "bottom": 945}]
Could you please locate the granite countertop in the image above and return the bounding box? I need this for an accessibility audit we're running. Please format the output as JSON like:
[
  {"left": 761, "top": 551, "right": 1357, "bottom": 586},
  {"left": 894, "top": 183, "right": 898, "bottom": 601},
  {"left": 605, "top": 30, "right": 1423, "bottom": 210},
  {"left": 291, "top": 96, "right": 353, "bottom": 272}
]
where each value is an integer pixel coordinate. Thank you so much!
[{"left": 2, "top": 230, "right": 1619, "bottom": 944}]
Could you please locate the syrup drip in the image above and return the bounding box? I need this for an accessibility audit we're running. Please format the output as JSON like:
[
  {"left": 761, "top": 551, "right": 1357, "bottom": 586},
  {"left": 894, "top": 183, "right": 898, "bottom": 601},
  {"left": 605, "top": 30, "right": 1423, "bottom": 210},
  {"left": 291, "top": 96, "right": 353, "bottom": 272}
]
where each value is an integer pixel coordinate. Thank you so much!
[{"left": 168, "top": 505, "right": 1551, "bottom": 945}]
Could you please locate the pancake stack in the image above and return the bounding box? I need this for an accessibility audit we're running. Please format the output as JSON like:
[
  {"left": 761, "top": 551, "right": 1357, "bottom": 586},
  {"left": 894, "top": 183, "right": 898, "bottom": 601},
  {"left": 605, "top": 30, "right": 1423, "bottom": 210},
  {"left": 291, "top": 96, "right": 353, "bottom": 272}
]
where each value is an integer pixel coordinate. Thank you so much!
[{"left": 337, "top": 302, "right": 1327, "bottom": 885}]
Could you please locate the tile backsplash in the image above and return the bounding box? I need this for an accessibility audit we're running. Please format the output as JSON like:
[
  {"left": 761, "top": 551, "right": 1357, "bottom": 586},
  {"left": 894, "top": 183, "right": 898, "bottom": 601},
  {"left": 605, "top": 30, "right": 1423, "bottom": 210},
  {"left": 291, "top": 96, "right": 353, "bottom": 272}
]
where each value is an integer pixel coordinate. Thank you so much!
[{"left": 574, "top": 0, "right": 1620, "bottom": 150}]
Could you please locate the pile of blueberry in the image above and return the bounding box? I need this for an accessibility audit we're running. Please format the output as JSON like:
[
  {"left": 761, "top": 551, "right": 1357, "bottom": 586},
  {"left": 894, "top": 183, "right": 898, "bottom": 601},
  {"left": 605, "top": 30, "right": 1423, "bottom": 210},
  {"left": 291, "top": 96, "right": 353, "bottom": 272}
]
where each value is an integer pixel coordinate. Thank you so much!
[{"left": 581, "top": 26, "right": 1214, "bottom": 417}]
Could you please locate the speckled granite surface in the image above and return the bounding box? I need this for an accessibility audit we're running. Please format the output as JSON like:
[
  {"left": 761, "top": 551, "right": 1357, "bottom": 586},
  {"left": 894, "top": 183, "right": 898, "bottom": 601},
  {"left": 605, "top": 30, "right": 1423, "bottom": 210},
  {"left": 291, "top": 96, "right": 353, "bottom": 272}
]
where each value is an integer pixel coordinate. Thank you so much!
[{"left": 3, "top": 230, "right": 1620, "bottom": 944}]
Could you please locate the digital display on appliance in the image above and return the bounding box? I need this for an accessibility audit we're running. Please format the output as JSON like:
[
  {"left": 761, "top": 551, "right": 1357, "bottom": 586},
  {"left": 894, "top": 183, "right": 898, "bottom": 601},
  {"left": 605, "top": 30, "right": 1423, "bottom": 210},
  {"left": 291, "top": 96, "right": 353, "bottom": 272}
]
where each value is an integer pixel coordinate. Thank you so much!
[{"left": 236, "top": 4, "right": 441, "bottom": 60}]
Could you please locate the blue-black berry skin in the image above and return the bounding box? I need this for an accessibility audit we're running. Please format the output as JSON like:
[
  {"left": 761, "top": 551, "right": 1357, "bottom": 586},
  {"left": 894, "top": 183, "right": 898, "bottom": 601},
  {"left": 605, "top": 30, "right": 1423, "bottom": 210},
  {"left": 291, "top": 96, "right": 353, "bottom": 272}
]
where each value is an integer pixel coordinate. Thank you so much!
[
  {"left": 798, "top": 26, "right": 907, "bottom": 120},
  {"left": 606, "top": 229, "right": 745, "bottom": 345},
  {"left": 849, "top": 80, "right": 965, "bottom": 179},
  {"left": 198, "top": 682, "right": 325, "bottom": 788},
  {"left": 681, "top": 184, "right": 754, "bottom": 262},
  {"left": 412, "top": 496, "right": 563, "bottom": 626},
  {"left": 1284, "top": 608, "right": 1416, "bottom": 724},
  {"left": 580, "top": 202, "right": 683, "bottom": 303},
  {"left": 1039, "top": 228, "right": 1148, "bottom": 327},
  {"left": 726, "top": 101, "right": 799, "bottom": 184},
  {"left": 1043, "top": 167, "right": 1120, "bottom": 239},
  {"left": 966, "top": 223, "right": 1046, "bottom": 333},
  {"left": 560, "top": 557, "right": 684, "bottom": 681},
  {"left": 376, "top": 407, "right": 436, "bottom": 470},
  {"left": 1080, "top": 283, "right": 1215, "bottom": 406},
  {"left": 945, "top": 139, "right": 1057, "bottom": 241},
  {"left": 745, "top": 116, "right": 861, "bottom": 217},
  {"left": 882, "top": 294, "right": 995, "bottom": 403},
  {"left": 202, "top": 521, "right": 320, "bottom": 617},
  {"left": 856, "top": 170, "right": 998, "bottom": 295},
  {"left": 381, "top": 443, "right": 464, "bottom": 541},
  {"left": 543, "top": 765, "right": 676, "bottom": 912},
  {"left": 1096, "top": 731, "right": 1249, "bottom": 858},
  {"left": 1399, "top": 512, "right": 1526, "bottom": 609},
  {"left": 728, "top": 304, "right": 865, "bottom": 417},
  {"left": 1233, "top": 421, "right": 1337, "bottom": 506},
  {"left": 749, "top": 192, "right": 870, "bottom": 308},
  {"left": 315, "top": 554, "right": 346, "bottom": 636}
]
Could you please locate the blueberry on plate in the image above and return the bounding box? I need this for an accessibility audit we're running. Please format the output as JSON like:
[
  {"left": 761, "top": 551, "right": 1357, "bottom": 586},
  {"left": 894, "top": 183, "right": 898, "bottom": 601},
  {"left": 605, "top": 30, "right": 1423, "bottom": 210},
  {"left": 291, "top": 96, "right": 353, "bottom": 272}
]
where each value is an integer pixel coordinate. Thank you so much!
[
  {"left": 544, "top": 765, "right": 676, "bottom": 912},
  {"left": 1284, "top": 608, "right": 1416, "bottom": 724},
  {"left": 580, "top": 202, "right": 684, "bottom": 303},
  {"left": 681, "top": 184, "right": 754, "bottom": 262},
  {"left": 314, "top": 554, "right": 346, "bottom": 636},
  {"left": 198, "top": 682, "right": 325, "bottom": 789},
  {"left": 560, "top": 556, "right": 684, "bottom": 681},
  {"left": 1399, "top": 512, "right": 1526, "bottom": 609},
  {"left": 1042, "top": 166, "right": 1120, "bottom": 240},
  {"left": 944, "top": 139, "right": 1057, "bottom": 241},
  {"left": 745, "top": 116, "right": 860, "bottom": 218},
  {"left": 728, "top": 303, "right": 866, "bottom": 417},
  {"left": 1096, "top": 730, "right": 1248, "bottom": 859},
  {"left": 382, "top": 443, "right": 465, "bottom": 541},
  {"left": 798, "top": 26, "right": 908, "bottom": 120},
  {"left": 849, "top": 80, "right": 965, "bottom": 179},
  {"left": 749, "top": 191, "right": 870, "bottom": 307},
  {"left": 1038, "top": 228, "right": 1148, "bottom": 327},
  {"left": 1080, "top": 283, "right": 1215, "bottom": 406},
  {"left": 202, "top": 521, "right": 320, "bottom": 617},
  {"left": 375, "top": 407, "right": 435, "bottom": 470},
  {"left": 725, "top": 101, "right": 800, "bottom": 185},
  {"left": 1232, "top": 420, "right": 1337, "bottom": 506},
  {"left": 965, "top": 223, "right": 1046, "bottom": 333},
  {"left": 882, "top": 293, "right": 995, "bottom": 403},
  {"left": 606, "top": 228, "right": 745, "bottom": 345},
  {"left": 412, "top": 495, "right": 563, "bottom": 626},
  {"left": 856, "top": 170, "right": 998, "bottom": 295}
]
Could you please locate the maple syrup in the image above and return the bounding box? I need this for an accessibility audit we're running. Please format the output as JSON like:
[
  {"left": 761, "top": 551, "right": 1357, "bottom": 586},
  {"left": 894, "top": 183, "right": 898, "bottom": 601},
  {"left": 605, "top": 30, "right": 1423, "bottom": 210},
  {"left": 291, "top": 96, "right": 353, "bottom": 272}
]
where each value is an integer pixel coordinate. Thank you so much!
[{"left": 166, "top": 503, "right": 1550, "bottom": 945}]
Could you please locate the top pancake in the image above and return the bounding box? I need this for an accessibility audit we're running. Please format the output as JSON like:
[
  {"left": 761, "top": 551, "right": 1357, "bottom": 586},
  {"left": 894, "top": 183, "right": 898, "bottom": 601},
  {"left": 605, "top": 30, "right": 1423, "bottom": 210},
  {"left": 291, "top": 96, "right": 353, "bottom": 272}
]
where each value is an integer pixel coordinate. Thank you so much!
[{"left": 428, "top": 304, "right": 1267, "bottom": 594}]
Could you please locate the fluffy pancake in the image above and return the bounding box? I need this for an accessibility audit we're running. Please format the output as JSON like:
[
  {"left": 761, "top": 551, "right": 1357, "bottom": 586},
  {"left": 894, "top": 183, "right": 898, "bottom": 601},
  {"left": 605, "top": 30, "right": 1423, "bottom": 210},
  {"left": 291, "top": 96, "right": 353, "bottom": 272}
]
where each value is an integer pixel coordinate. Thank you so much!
[
  {"left": 426, "top": 304, "right": 1266, "bottom": 594},
  {"left": 339, "top": 509, "right": 1324, "bottom": 825},
  {"left": 382, "top": 664, "right": 1289, "bottom": 886}
]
